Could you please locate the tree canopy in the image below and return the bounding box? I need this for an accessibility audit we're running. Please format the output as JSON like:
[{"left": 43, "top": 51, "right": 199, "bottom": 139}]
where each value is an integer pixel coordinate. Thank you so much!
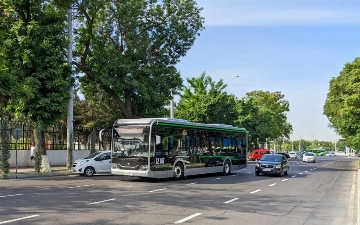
[
  {"left": 72, "top": 0, "right": 205, "bottom": 119},
  {"left": 324, "top": 57, "right": 360, "bottom": 149},
  {"left": 235, "top": 90, "right": 292, "bottom": 149},
  {"left": 2, "top": 0, "right": 72, "bottom": 158},
  {"left": 175, "top": 72, "right": 238, "bottom": 125}
]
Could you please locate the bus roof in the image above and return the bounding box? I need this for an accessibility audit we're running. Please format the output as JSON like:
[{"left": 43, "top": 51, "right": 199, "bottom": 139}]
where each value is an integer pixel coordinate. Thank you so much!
[{"left": 113, "top": 118, "right": 247, "bottom": 133}]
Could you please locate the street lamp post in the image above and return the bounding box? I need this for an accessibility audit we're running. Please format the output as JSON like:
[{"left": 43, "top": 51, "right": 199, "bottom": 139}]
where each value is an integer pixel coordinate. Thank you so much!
[{"left": 170, "top": 88, "right": 174, "bottom": 118}]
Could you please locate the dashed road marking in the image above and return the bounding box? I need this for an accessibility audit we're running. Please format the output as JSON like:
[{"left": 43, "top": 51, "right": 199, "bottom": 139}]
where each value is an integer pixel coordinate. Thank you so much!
[
  {"left": 0, "top": 215, "right": 39, "bottom": 224},
  {"left": 174, "top": 213, "right": 202, "bottom": 224},
  {"left": 224, "top": 198, "right": 239, "bottom": 204},
  {"left": 0, "top": 194, "right": 23, "bottom": 198},
  {"left": 250, "top": 189, "right": 261, "bottom": 194},
  {"left": 69, "top": 184, "right": 95, "bottom": 189},
  {"left": 88, "top": 198, "right": 116, "bottom": 205},
  {"left": 292, "top": 175, "right": 297, "bottom": 178},
  {"left": 186, "top": 182, "right": 197, "bottom": 185},
  {"left": 269, "top": 183, "right": 277, "bottom": 186},
  {"left": 281, "top": 179, "right": 288, "bottom": 182},
  {"left": 149, "top": 188, "right": 167, "bottom": 193}
]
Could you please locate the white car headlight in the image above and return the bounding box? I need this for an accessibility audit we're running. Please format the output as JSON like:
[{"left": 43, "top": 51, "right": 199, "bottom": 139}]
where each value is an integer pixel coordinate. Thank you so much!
[
  {"left": 275, "top": 164, "right": 281, "bottom": 168},
  {"left": 79, "top": 160, "right": 89, "bottom": 166}
]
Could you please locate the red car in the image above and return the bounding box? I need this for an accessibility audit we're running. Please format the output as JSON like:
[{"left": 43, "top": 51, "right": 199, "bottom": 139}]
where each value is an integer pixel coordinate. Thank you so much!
[{"left": 248, "top": 149, "right": 271, "bottom": 161}]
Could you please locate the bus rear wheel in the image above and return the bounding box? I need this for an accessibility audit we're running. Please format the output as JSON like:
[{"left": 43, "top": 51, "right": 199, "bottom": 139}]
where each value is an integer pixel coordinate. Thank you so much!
[
  {"left": 223, "top": 160, "right": 231, "bottom": 175},
  {"left": 173, "top": 162, "right": 184, "bottom": 180}
]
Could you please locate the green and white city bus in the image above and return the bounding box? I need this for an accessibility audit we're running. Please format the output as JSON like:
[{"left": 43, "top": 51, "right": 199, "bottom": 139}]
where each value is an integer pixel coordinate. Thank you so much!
[
  {"left": 307, "top": 149, "right": 326, "bottom": 156},
  {"left": 111, "top": 118, "right": 248, "bottom": 179}
]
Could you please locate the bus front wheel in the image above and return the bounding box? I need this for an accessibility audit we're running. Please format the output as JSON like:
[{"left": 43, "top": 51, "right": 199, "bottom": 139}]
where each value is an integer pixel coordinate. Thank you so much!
[
  {"left": 174, "top": 162, "right": 184, "bottom": 180},
  {"left": 223, "top": 160, "right": 231, "bottom": 175}
]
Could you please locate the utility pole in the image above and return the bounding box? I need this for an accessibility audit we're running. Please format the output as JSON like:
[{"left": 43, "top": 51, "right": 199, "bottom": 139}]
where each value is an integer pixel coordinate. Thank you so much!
[{"left": 67, "top": 8, "right": 74, "bottom": 152}]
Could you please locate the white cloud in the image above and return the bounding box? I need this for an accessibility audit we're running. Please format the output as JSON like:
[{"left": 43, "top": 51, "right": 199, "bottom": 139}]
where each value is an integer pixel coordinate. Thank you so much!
[{"left": 197, "top": 0, "right": 360, "bottom": 26}]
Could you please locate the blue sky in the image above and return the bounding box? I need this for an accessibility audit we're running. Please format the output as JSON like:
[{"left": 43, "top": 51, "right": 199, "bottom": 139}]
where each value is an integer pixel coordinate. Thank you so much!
[{"left": 175, "top": 0, "right": 360, "bottom": 142}]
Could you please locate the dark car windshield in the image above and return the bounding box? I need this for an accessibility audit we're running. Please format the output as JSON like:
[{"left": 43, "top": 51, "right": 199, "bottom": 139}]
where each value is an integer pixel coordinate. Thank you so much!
[{"left": 260, "top": 154, "right": 282, "bottom": 162}]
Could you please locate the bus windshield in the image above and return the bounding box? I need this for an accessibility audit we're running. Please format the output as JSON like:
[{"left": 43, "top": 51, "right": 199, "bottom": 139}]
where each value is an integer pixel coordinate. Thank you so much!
[{"left": 113, "top": 126, "right": 149, "bottom": 157}]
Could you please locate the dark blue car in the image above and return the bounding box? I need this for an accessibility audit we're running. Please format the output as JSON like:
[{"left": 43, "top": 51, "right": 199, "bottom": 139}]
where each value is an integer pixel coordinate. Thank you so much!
[{"left": 255, "top": 154, "right": 289, "bottom": 177}]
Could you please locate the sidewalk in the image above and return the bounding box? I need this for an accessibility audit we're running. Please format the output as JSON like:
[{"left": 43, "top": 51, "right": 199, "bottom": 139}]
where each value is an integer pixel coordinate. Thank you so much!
[{"left": 1, "top": 166, "right": 72, "bottom": 179}]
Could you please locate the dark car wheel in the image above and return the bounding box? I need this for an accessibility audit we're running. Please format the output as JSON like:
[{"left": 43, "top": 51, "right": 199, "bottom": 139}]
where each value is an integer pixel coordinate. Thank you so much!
[
  {"left": 84, "top": 167, "right": 95, "bottom": 177},
  {"left": 284, "top": 170, "right": 288, "bottom": 175},
  {"left": 173, "top": 162, "right": 184, "bottom": 180},
  {"left": 278, "top": 169, "right": 284, "bottom": 177},
  {"left": 255, "top": 171, "right": 260, "bottom": 176},
  {"left": 223, "top": 160, "right": 231, "bottom": 175}
]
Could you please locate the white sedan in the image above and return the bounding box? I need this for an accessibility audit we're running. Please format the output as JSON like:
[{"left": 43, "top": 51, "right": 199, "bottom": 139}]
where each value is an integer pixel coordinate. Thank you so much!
[
  {"left": 326, "top": 152, "right": 336, "bottom": 157},
  {"left": 303, "top": 152, "right": 316, "bottom": 163},
  {"left": 288, "top": 151, "right": 297, "bottom": 159}
]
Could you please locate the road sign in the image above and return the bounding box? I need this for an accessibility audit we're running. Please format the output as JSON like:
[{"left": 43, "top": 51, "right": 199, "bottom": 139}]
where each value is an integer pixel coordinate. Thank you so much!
[{"left": 12, "top": 128, "right": 23, "bottom": 140}]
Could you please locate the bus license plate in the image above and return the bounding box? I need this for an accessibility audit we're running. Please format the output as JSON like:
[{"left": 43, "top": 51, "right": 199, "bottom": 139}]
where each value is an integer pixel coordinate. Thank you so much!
[{"left": 123, "top": 172, "right": 130, "bottom": 175}]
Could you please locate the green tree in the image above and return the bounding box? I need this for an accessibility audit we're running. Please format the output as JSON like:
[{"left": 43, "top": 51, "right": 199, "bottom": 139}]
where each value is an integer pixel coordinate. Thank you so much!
[
  {"left": 3, "top": 0, "right": 72, "bottom": 172},
  {"left": 235, "top": 91, "right": 292, "bottom": 149},
  {"left": 0, "top": 120, "right": 11, "bottom": 174},
  {"left": 324, "top": 58, "right": 360, "bottom": 149},
  {"left": 175, "top": 72, "right": 238, "bottom": 125},
  {"left": 0, "top": 1, "right": 28, "bottom": 115},
  {"left": 72, "top": 0, "right": 204, "bottom": 119}
]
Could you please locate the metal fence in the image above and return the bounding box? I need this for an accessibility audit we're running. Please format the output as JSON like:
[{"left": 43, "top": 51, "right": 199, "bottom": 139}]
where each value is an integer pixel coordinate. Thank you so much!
[{"left": 0, "top": 120, "right": 112, "bottom": 150}]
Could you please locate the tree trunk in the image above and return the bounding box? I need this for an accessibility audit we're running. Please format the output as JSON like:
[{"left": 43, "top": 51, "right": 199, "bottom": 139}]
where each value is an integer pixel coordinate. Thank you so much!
[{"left": 34, "top": 125, "right": 51, "bottom": 172}]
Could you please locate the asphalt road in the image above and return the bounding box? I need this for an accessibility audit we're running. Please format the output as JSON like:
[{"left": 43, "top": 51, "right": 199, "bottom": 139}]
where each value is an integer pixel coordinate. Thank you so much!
[{"left": 0, "top": 156, "right": 358, "bottom": 225}]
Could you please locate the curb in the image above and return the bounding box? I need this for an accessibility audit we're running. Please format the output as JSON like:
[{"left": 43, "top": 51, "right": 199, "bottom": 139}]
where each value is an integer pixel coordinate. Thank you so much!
[{"left": 1, "top": 171, "right": 73, "bottom": 179}]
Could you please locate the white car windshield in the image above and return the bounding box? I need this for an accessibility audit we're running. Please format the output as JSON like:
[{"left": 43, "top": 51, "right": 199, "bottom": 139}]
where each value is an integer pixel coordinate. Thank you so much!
[{"left": 84, "top": 151, "right": 101, "bottom": 159}]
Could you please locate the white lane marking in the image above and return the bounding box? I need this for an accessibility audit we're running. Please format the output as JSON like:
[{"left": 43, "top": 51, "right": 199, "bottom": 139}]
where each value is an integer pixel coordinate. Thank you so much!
[
  {"left": 268, "top": 183, "right": 277, "bottom": 186},
  {"left": 0, "top": 194, "right": 23, "bottom": 198},
  {"left": 296, "top": 163, "right": 299, "bottom": 164},
  {"left": 299, "top": 173, "right": 303, "bottom": 174},
  {"left": 281, "top": 179, "right": 288, "bottom": 182},
  {"left": 250, "top": 189, "right": 261, "bottom": 194},
  {"left": 0, "top": 215, "right": 39, "bottom": 224},
  {"left": 69, "top": 184, "right": 94, "bottom": 189},
  {"left": 88, "top": 198, "right": 116, "bottom": 205},
  {"left": 247, "top": 172, "right": 251, "bottom": 173},
  {"left": 224, "top": 198, "right": 239, "bottom": 204},
  {"left": 215, "top": 178, "right": 221, "bottom": 180},
  {"left": 292, "top": 175, "right": 297, "bottom": 178},
  {"left": 305, "top": 171, "right": 308, "bottom": 173},
  {"left": 310, "top": 169, "right": 313, "bottom": 171},
  {"left": 149, "top": 188, "right": 167, "bottom": 193},
  {"left": 174, "top": 213, "right": 202, "bottom": 224},
  {"left": 231, "top": 174, "right": 237, "bottom": 176},
  {"left": 186, "top": 182, "right": 197, "bottom": 185}
]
